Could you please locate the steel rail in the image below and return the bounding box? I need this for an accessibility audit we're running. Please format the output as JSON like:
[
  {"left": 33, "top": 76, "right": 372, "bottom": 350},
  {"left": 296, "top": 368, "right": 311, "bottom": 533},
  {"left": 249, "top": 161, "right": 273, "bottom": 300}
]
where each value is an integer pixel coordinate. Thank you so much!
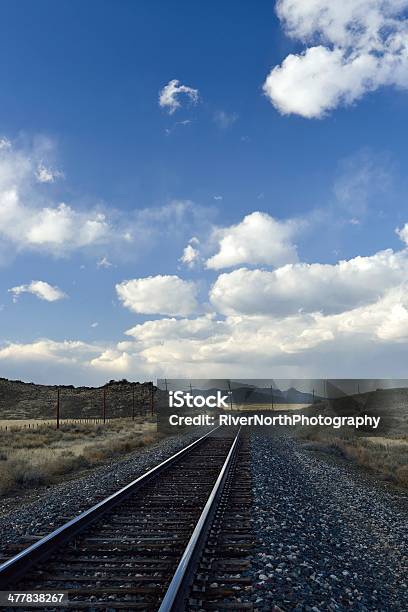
[
  {"left": 0, "top": 425, "right": 220, "bottom": 587},
  {"left": 158, "top": 427, "right": 241, "bottom": 612}
]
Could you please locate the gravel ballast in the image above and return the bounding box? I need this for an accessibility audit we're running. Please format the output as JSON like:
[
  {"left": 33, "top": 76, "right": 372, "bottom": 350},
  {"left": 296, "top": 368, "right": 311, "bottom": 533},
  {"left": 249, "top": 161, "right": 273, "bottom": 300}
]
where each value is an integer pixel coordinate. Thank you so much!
[
  {"left": 1, "top": 428, "right": 407, "bottom": 611},
  {"left": 250, "top": 432, "right": 407, "bottom": 611}
]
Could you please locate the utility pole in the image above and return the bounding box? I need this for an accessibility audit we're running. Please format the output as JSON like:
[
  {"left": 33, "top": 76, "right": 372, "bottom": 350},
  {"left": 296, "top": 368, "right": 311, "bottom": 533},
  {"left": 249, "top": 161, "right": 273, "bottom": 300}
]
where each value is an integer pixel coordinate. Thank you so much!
[
  {"left": 312, "top": 388, "right": 315, "bottom": 404},
  {"left": 132, "top": 384, "right": 135, "bottom": 421},
  {"left": 270, "top": 385, "right": 274, "bottom": 411},
  {"left": 56, "top": 387, "right": 60, "bottom": 429},
  {"left": 103, "top": 387, "right": 106, "bottom": 424},
  {"left": 227, "top": 380, "right": 233, "bottom": 410}
]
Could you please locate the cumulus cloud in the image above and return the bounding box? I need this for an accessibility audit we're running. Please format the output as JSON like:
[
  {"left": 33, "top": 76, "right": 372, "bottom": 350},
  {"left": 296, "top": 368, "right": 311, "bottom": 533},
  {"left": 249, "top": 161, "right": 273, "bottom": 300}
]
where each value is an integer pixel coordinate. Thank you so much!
[
  {"left": 396, "top": 223, "right": 408, "bottom": 245},
  {"left": 179, "top": 237, "right": 201, "bottom": 268},
  {"left": 159, "top": 79, "right": 199, "bottom": 114},
  {"left": 0, "top": 140, "right": 111, "bottom": 256},
  {"left": 264, "top": 0, "right": 408, "bottom": 118},
  {"left": 206, "top": 211, "right": 300, "bottom": 270},
  {"left": 0, "top": 339, "right": 99, "bottom": 364},
  {"left": 5, "top": 281, "right": 408, "bottom": 381},
  {"left": 210, "top": 249, "right": 408, "bottom": 316},
  {"left": 90, "top": 284, "right": 408, "bottom": 378},
  {"left": 125, "top": 314, "right": 224, "bottom": 342},
  {"left": 116, "top": 275, "right": 198, "bottom": 316},
  {"left": 89, "top": 349, "right": 133, "bottom": 372},
  {"left": 8, "top": 280, "right": 67, "bottom": 303}
]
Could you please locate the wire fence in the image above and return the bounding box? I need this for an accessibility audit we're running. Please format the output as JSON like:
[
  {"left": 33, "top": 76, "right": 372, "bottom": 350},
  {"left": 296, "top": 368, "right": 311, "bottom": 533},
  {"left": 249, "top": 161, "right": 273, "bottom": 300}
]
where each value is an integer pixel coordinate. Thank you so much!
[{"left": 0, "top": 381, "right": 158, "bottom": 430}]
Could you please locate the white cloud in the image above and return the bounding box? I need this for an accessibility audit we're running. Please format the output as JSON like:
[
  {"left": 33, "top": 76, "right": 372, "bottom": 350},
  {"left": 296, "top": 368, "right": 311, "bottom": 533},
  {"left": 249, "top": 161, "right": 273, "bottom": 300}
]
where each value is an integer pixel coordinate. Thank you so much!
[
  {"left": 159, "top": 79, "right": 199, "bottom": 114},
  {"left": 25, "top": 204, "right": 109, "bottom": 247},
  {"left": 5, "top": 282, "right": 408, "bottom": 381},
  {"left": 0, "top": 339, "right": 99, "bottom": 364},
  {"left": 116, "top": 275, "right": 198, "bottom": 316},
  {"left": 8, "top": 280, "right": 67, "bottom": 303},
  {"left": 396, "top": 223, "right": 408, "bottom": 245},
  {"left": 92, "top": 285, "right": 408, "bottom": 378},
  {"left": 210, "top": 248, "right": 408, "bottom": 316},
  {"left": 0, "top": 141, "right": 111, "bottom": 256},
  {"left": 36, "top": 163, "right": 64, "bottom": 183},
  {"left": 180, "top": 243, "right": 200, "bottom": 268},
  {"left": 264, "top": 0, "right": 408, "bottom": 118},
  {"left": 206, "top": 211, "right": 300, "bottom": 270},
  {"left": 125, "top": 314, "right": 224, "bottom": 342},
  {"left": 89, "top": 349, "right": 133, "bottom": 372}
]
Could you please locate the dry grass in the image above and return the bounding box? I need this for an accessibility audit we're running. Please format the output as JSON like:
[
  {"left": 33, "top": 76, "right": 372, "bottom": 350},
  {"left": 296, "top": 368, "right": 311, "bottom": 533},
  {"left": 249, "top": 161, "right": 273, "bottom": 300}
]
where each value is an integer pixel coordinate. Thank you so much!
[
  {"left": 0, "top": 418, "right": 157, "bottom": 496},
  {"left": 0, "top": 418, "right": 110, "bottom": 431},
  {"left": 297, "top": 428, "right": 408, "bottom": 488}
]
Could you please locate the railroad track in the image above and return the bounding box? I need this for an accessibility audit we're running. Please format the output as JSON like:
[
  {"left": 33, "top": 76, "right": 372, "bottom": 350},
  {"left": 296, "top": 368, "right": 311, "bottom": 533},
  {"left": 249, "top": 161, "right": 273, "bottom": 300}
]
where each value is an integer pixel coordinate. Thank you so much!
[{"left": 0, "top": 427, "right": 254, "bottom": 611}]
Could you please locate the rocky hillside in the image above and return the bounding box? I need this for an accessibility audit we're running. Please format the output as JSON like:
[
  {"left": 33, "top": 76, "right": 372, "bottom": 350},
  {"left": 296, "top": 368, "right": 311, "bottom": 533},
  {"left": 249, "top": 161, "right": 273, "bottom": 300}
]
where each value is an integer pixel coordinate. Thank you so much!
[{"left": 0, "top": 378, "right": 161, "bottom": 420}]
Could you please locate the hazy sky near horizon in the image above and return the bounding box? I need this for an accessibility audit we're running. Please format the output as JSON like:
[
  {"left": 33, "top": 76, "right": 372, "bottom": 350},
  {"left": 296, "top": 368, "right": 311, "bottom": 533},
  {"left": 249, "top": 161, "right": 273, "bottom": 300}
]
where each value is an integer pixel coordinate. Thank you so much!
[{"left": 1, "top": 0, "right": 408, "bottom": 384}]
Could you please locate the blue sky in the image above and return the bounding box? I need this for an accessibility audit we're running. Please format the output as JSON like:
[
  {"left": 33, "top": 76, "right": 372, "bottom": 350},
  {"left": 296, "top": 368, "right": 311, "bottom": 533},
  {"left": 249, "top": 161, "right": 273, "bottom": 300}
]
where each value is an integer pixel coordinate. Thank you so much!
[{"left": 1, "top": 0, "right": 408, "bottom": 384}]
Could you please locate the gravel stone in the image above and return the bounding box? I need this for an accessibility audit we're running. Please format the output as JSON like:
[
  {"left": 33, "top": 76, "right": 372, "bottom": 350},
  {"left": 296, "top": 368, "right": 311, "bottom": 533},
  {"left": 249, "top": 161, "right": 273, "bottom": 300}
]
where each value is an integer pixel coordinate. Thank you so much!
[{"left": 250, "top": 432, "right": 408, "bottom": 611}]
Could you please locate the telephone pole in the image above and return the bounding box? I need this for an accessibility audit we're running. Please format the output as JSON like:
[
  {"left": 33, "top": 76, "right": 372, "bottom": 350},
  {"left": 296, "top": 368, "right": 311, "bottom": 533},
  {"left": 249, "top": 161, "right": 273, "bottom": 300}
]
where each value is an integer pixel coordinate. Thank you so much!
[{"left": 227, "top": 381, "right": 233, "bottom": 410}]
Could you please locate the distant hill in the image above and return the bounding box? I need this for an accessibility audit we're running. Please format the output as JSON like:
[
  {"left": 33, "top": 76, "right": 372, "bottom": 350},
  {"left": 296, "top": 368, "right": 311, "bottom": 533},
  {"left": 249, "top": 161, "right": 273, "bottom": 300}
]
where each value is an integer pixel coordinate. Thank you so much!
[
  {"left": 256, "top": 386, "right": 324, "bottom": 404},
  {"left": 302, "top": 387, "right": 408, "bottom": 436},
  {"left": 0, "top": 378, "right": 161, "bottom": 420},
  {"left": 190, "top": 385, "right": 321, "bottom": 405}
]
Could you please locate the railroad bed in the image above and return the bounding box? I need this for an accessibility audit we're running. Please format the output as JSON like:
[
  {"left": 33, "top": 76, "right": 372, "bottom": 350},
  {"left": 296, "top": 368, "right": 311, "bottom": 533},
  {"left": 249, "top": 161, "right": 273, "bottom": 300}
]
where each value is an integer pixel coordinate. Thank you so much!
[{"left": 0, "top": 428, "right": 254, "bottom": 611}]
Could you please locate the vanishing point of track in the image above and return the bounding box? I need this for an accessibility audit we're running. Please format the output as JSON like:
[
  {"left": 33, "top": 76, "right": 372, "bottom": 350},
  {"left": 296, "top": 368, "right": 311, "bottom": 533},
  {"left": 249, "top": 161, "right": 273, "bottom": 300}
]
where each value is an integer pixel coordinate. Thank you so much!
[{"left": 0, "top": 427, "right": 254, "bottom": 611}]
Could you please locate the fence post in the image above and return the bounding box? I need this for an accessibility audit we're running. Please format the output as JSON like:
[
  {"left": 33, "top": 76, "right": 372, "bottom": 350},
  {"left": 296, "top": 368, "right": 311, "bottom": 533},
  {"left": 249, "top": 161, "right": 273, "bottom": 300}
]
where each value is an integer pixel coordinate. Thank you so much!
[
  {"left": 56, "top": 387, "right": 60, "bottom": 429},
  {"left": 150, "top": 382, "right": 154, "bottom": 416}
]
